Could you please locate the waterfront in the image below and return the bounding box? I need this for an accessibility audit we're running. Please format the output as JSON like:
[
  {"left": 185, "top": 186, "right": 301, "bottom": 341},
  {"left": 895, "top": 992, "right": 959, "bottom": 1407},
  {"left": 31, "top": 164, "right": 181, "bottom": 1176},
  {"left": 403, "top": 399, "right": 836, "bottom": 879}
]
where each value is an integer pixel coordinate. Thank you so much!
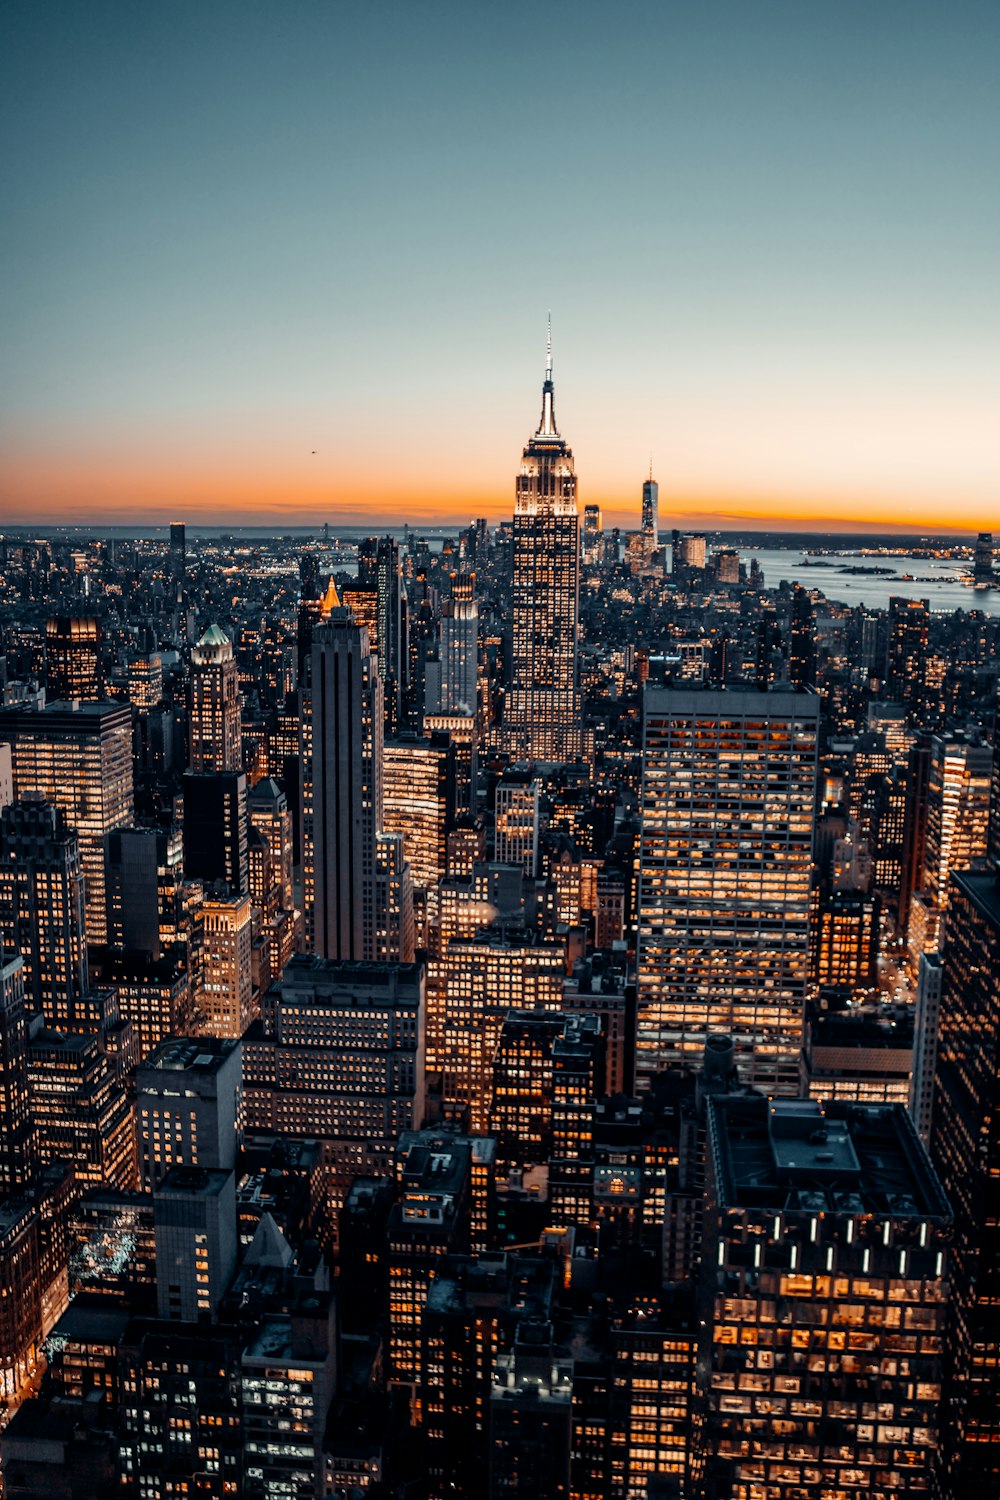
[{"left": 745, "top": 546, "right": 1000, "bottom": 615}]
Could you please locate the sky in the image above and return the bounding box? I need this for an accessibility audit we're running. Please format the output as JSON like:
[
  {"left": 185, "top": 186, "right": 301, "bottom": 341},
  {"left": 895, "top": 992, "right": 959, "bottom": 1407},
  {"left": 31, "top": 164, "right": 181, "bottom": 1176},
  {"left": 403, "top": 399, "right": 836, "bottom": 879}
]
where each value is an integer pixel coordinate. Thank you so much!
[{"left": 1, "top": 1, "right": 998, "bottom": 533}]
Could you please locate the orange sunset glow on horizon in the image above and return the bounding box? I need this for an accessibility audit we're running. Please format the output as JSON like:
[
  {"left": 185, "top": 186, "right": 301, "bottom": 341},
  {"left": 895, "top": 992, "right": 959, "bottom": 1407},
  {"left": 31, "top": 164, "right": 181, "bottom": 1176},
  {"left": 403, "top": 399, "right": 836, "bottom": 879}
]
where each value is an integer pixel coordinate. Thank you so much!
[{"left": 1, "top": 424, "right": 994, "bottom": 535}]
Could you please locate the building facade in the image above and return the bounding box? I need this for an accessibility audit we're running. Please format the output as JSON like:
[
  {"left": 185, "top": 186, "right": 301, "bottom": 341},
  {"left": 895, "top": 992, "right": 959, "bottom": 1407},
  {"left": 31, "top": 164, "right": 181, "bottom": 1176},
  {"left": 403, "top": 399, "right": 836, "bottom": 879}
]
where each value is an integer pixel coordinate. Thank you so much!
[
  {"left": 930, "top": 866, "right": 1000, "bottom": 1492},
  {"left": 44, "top": 617, "right": 103, "bottom": 703},
  {"left": 636, "top": 686, "right": 819, "bottom": 1093},
  {"left": 702, "top": 1097, "right": 951, "bottom": 1499},
  {"left": 0, "top": 798, "right": 91, "bottom": 1030},
  {"left": 0, "top": 701, "right": 134, "bottom": 946},
  {"left": 308, "top": 611, "right": 382, "bottom": 961},
  {"left": 189, "top": 625, "right": 242, "bottom": 774},
  {"left": 0, "top": 956, "right": 34, "bottom": 1197},
  {"left": 435, "top": 572, "right": 478, "bottom": 716},
  {"left": 505, "top": 335, "right": 581, "bottom": 761},
  {"left": 200, "top": 892, "right": 254, "bottom": 1039},
  {"left": 137, "top": 1035, "right": 242, "bottom": 1190}
]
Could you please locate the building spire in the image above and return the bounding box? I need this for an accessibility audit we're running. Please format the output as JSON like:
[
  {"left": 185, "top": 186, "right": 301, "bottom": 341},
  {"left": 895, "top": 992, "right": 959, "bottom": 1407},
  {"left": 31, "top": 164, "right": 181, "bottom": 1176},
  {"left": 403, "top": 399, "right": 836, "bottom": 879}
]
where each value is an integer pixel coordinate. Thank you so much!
[
  {"left": 320, "top": 575, "right": 341, "bottom": 617},
  {"left": 537, "top": 315, "right": 558, "bottom": 438}
]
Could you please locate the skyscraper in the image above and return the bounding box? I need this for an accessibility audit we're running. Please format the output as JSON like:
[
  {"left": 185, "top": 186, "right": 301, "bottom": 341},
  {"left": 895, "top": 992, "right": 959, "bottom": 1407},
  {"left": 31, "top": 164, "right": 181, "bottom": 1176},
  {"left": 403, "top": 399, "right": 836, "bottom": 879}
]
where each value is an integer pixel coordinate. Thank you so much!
[
  {"left": 347, "top": 536, "right": 405, "bottom": 733},
  {"left": 636, "top": 686, "right": 819, "bottom": 1093},
  {"left": 309, "top": 609, "right": 383, "bottom": 961},
  {"left": 0, "top": 701, "right": 134, "bottom": 946},
  {"left": 168, "top": 521, "right": 186, "bottom": 582},
  {"left": 641, "top": 469, "right": 658, "bottom": 558},
  {"left": 0, "top": 798, "right": 90, "bottom": 1030},
  {"left": 248, "top": 777, "right": 294, "bottom": 915},
  {"left": 440, "top": 930, "right": 565, "bottom": 1130},
  {"left": 105, "top": 824, "right": 186, "bottom": 960},
  {"left": 701, "top": 1097, "right": 951, "bottom": 1498},
  {"left": 137, "top": 1035, "right": 242, "bottom": 1190},
  {"left": 182, "top": 770, "right": 249, "bottom": 895},
  {"left": 127, "top": 647, "right": 163, "bottom": 710},
  {"left": 910, "top": 949, "right": 943, "bottom": 1144},
  {"left": 374, "top": 831, "right": 416, "bottom": 963},
  {"left": 242, "top": 955, "right": 426, "bottom": 1225},
  {"left": 674, "top": 532, "right": 707, "bottom": 578},
  {"left": 990, "top": 681, "right": 1000, "bottom": 865},
  {"left": 788, "top": 583, "right": 816, "bottom": 688},
  {"left": 27, "top": 1025, "right": 137, "bottom": 1190},
  {"left": 908, "top": 731, "right": 992, "bottom": 961},
  {"left": 44, "top": 617, "right": 103, "bottom": 703},
  {"left": 432, "top": 573, "right": 478, "bottom": 715},
  {"left": 923, "top": 733, "right": 993, "bottom": 906},
  {"left": 505, "top": 331, "right": 581, "bottom": 761},
  {"left": 973, "top": 530, "right": 994, "bottom": 585},
  {"left": 296, "top": 574, "right": 340, "bottom": 927},
  {"left": 581, "top": 503, "right": 602, "bottom": 566},
  {"left": 361, "top": 535, "right": 405, "bottom": 732},
  {"left": 295, "top": 558, "right": 326, "bottom": 689},
  {"left": 494, "top": 768, "right": 541, "bottom": 876},
  {"left": 0, "top": 955, "right": 34, "bottom": 1196},
  {"left": 490, "top": 1337, "right": 573, "bottom": 1500},
  {"left": 199, "top": 891, "right": 254, "bottom": 1039},
  {"left": 930, "top": 864, "right": 1000, "bottom": 1491},
  {"left": 383, "top": 733, "right": 455, "bottom": 892},
  {"left": 886, "top": 595, "right": 930, "bottom": 707},
  {"left": 189, "top": 624, "right": 241, "bottom": 773},
  {"left": 153, "top": 1166, "right": 238, "bottom": 1323}
]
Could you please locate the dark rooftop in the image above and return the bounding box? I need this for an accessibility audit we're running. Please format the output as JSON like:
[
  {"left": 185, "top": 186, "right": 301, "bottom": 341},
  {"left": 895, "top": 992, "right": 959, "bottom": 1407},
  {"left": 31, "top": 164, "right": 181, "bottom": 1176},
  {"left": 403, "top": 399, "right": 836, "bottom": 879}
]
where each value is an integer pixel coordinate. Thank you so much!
[
  {"left": 952, "top": 867, "right": 1000, "bottom": 929},
  {"left": 138, "top": 1034, "right": 240, "bottom": 1076},
  {"left": 709, "top": 1096, "right": 951, "bottom": 1219},
  {"left": 806, "top": 1003, "right": 914, "bottom": 1054},
  {"left": 157, "top": 1166, "right": 232, "bottom": 1198},
  {"left": 275, "top": 952, "right": 424, "bottom": 998},
  {"left": 48, "top": 1298, "right": 131, "bottom": 1347}
]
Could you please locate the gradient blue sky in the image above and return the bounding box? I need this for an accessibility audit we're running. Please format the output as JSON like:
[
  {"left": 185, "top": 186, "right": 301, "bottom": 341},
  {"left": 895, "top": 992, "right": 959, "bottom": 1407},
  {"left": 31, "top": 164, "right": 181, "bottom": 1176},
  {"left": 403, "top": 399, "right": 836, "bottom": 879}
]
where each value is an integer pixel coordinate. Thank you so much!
[{"left": 1, "top": 0, "right": 998, "bottom": 529}]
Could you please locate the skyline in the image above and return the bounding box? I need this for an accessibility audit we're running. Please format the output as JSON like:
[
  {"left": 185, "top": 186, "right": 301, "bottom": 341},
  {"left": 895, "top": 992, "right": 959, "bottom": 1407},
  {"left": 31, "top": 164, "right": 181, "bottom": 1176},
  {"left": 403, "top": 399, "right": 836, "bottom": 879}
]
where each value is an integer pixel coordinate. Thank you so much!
[
  {"left": 2, "top": 1, "right": 998, "bottom": 531},
  {"left": 2, "top": 325, "right": 1000, "bottom": 1488}
]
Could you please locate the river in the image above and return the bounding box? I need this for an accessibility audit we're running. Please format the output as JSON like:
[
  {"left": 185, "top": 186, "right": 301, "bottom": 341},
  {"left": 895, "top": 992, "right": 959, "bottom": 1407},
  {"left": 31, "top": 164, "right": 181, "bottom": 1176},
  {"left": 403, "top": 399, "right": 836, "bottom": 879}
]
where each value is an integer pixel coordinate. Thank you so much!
[{"left": 743, "top": 547, "right": 1000, "bottom": 616}]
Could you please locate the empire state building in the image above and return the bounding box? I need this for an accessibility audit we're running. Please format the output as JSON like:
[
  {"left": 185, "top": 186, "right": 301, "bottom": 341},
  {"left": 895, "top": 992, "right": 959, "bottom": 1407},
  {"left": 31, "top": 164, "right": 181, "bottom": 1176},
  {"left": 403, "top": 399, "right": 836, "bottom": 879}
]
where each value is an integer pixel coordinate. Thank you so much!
[{"left": 505, "top": 332, "right": 581, "bottom": 761}]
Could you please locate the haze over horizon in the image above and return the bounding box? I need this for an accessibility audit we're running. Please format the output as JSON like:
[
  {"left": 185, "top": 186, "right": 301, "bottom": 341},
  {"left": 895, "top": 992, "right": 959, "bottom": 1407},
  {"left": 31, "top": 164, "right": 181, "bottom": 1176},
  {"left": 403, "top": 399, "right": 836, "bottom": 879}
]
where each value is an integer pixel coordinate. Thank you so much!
[{"left": 2, "top": 1, "right": 998, "bottom": 532}]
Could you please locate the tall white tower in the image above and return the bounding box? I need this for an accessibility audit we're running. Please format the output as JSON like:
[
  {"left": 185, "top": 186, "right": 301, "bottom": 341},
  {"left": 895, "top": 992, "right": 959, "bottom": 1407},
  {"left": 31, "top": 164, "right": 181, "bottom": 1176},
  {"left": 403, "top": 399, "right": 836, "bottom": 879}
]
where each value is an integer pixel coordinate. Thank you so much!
[{"left": 505, "top": 325, "right": 581, "bottom": 760}]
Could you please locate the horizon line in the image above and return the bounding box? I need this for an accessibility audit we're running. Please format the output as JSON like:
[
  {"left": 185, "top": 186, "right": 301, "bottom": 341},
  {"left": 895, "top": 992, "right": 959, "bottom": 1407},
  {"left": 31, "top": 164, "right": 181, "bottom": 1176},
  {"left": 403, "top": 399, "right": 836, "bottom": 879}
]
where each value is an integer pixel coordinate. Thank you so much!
[{"left": 0, "top": 513, "right": 989, "bottom": 540}]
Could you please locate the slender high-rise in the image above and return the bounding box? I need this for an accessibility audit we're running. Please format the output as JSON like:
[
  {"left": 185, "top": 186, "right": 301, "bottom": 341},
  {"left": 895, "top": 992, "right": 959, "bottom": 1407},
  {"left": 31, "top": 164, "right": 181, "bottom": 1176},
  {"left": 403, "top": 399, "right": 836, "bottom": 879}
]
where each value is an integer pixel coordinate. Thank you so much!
[
  {"left": 169, "top": 521, "right": 186, "bottom": 582},
  {"left": 788, "top": 583, "right": 817, "bottom": 688},
  {"left": 0, "top": 798, "right": 90, "bottom": 1030},
  {"left": 641, "top": 468, "right": 658, "bottom": 558},
  {"left": 886, "top": 595, "right": 930, "bottom": 707},
  {"left": 636, "top": 686, "right": 819, "bottom": 1093},
  {"left": 0, "top": 700, "right": 133, "bottom": 946},
  {"left": 925, "top": 733, "right": 992, "bottom": 893},
  {"left": 45, "top": 617, "right": 103, "bottom": 702},
  {"left": 309, "top": 608, "right": 383, "bottom": 961},
  {"left": 356, "top": 535, "right": 404, "bottom": 731},
  {"left": 505, "top": 328, "right": 581, "bottom": 760},
  {"left": 973, "top": 530, "right": 994, "bottom": 585},
  {"left": 990, "top": 681, "right": 1000, "bottom": 865},
  {"left": 434, "top": 573, "right": 478, "bottom": 715},
  {"left": 931, "top": 863, "right": 1000, "bottom": 1491},
  {"left": 0, "top": 955, "right": 34, "bottom": 1196},
  {"left": 581, "top": 503, "right": 602, "bottom": 566},
  {"left": 189, "top": 625, "right": 241, "bottom": 773}
]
